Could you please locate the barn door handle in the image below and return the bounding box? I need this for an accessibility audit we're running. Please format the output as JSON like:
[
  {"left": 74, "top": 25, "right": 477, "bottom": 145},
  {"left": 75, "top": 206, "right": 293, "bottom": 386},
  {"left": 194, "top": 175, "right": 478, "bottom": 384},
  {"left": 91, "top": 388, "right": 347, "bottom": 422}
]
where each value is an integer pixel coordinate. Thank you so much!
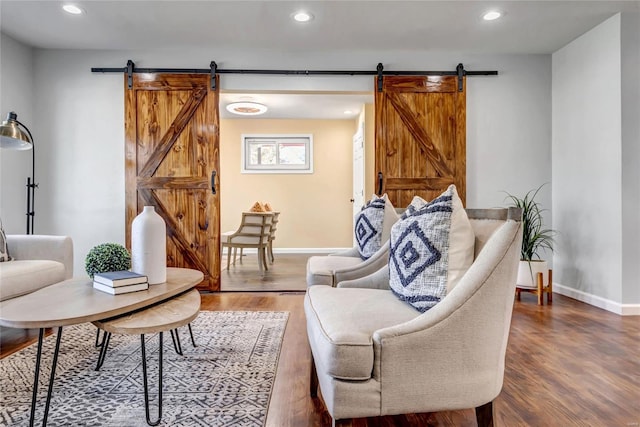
[
  {"left": 377, "top": 172, "right": 383, "bottom": 195},
  {"left": 210, "top": 170, "right": 217, "bottom": 195}
]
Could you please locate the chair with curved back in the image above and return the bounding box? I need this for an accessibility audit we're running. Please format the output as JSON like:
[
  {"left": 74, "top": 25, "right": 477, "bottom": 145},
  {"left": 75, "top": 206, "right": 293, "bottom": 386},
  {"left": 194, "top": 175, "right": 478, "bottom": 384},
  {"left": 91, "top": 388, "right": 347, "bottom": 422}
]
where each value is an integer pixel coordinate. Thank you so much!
[
  {"left": 304, "top": 207, "right": 523, "bottom": 426},
  {"left": 221, "top": 212, "right": 273, "bottom": 274},
  {"left": 267, "top": 211, "right": 280, "bottom": 263}
]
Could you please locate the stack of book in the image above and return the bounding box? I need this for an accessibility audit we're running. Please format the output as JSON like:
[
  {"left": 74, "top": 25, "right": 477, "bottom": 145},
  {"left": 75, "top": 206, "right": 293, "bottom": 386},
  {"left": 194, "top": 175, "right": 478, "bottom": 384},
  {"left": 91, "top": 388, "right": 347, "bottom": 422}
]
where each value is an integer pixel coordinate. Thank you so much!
[{"left": 93, "top": 271, "right": 149, "bottom": 295}]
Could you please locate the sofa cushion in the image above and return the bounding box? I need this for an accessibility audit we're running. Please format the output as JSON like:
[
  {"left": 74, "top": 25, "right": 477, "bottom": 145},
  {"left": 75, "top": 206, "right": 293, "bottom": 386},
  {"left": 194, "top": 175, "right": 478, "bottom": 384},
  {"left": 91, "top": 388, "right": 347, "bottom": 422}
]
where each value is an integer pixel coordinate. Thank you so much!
[
  {"left": 306, "top": 255, "right": 364, "bottom": 287},
  {"left": 355, "top": 194, "right": 399, "bottom": 260},
  {"left": 389, "top": 185, "right": 474, "bottom": 312},
  {"left": 305, "top": 286, "right": 419, "bottom": 380},
  {"left": 0, "top": 260, "right": 66, "bottom": 301}
]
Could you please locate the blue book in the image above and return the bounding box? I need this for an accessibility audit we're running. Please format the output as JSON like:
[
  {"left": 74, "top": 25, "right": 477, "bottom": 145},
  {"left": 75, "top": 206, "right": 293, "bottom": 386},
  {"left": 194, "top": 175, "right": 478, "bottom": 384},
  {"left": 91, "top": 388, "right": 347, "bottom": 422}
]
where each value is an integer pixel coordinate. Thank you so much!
[{"left": 93, "top": 270, "right": 148, "bottom": 287}]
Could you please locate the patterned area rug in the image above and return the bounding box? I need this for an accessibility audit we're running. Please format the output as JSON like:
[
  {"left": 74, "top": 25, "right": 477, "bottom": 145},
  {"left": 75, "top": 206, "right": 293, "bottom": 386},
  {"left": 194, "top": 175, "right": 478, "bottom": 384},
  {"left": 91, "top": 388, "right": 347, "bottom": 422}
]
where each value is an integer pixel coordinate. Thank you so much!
[{"left": 0, "top": 311, "right": 289, "bottom": 426}]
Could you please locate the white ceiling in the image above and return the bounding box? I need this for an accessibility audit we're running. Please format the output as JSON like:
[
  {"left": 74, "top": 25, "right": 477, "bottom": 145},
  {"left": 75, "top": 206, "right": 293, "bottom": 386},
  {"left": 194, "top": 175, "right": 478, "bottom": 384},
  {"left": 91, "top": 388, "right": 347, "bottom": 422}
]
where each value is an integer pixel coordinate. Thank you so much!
[{"left": 1, "top": 0, "right": 636, "bottom": 118}]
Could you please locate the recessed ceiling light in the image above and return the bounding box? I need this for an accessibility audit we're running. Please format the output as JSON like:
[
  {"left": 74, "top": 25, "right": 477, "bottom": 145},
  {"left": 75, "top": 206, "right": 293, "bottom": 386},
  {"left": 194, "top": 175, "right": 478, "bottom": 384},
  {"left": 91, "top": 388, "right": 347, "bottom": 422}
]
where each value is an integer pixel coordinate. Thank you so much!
[
  {"left": 62, "top": 4, "right": 84, "bottom": 15},
  {"left": 292, "top": 11, "right": 313, "bottom": 22},
  {"left": 226, "top": 102, "right": 268, "bottom": 116},
  {"left": 483, "top": 10, "right": 502, "bottom": 21}
]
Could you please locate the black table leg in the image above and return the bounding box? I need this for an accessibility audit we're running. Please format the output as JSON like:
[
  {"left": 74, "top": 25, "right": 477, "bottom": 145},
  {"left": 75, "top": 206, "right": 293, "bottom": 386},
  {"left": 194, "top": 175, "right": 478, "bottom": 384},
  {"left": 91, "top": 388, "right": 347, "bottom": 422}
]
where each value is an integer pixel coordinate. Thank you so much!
[
  {"left": 187, "top": 323, "right": 196, "bottom": 347},
  {"left": 170, "top": 329, "right": 183, "bottom": 355},
  {"left": 141, "top": 333, "right": 163, "bottom": 426},
  {"left": 95, "top": 332, "right": 112, "bottom": 371},
  {"left": 29, "top": 327, "right": 63, "bottom": 427},
  {"left": 29, "top": 329, "right": 45, "bottom": 427}
]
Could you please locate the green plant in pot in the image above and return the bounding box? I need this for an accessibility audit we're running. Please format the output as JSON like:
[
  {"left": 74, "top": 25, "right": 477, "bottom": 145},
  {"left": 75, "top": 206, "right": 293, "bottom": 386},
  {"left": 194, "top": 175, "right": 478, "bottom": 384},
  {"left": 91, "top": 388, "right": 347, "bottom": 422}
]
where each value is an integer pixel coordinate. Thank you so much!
[
  {"left": 85, "top": 243, "right": 131, "bottom": 278},
  {"left": 505, "top": 185, "right": 556, "bottom": 289}
]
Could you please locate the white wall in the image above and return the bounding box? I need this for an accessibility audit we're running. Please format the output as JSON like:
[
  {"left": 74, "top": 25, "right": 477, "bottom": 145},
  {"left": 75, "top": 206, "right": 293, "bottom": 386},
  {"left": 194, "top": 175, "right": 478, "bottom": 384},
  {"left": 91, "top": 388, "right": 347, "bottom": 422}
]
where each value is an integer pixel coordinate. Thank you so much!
[
  {"left": 0, "top": 34, "right": 34, "bottom": 234},
  {"left": 620, "top": 10, "right": 640, "bottom": 307},
  {"left": 552, "top": 15, "right": 623, "bottom": 305},
  {"left": 6, "top": 47, "right": 552, "bottom": 277}
]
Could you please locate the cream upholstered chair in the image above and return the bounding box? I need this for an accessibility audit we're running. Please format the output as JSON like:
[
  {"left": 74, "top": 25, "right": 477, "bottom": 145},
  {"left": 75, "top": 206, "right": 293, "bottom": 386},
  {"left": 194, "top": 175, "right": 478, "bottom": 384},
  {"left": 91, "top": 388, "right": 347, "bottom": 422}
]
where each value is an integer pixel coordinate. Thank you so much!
[
  {"left": 221, "top": 212, "right": 273, "bottom": 274},
  {"left": 306, "top": 241, "right": 392, "bottom": 287},
  {"left": 304, "top": 208, "right": 523, "bottom": 426},
  {"left": 306, "top": 195, "right": 401, "bottom": 287}
]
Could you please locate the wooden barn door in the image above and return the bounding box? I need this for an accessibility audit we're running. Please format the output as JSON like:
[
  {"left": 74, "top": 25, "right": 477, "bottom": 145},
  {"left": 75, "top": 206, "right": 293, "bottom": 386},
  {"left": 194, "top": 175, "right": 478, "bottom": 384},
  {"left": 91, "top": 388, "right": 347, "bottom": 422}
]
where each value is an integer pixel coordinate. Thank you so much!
[
  {"left": 125, "top": 73, "right": 220, "bottom": 291},
  {"left": 375, "top": 75, "right": 466, "bottom": 207}
]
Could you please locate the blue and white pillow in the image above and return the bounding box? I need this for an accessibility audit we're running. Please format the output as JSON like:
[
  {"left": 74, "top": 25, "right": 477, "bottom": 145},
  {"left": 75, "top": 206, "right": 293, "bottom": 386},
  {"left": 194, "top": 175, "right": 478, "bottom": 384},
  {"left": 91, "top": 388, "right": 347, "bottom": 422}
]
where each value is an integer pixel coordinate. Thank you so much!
[
  {"left": 389, "top": 185, "right": 474, "bottom": 312},
  {"left": 355, "top": 194, "right": 398, "bottom": 260},
  {"left": 400, "top": 195, "right": 429, "bottom": 220}
]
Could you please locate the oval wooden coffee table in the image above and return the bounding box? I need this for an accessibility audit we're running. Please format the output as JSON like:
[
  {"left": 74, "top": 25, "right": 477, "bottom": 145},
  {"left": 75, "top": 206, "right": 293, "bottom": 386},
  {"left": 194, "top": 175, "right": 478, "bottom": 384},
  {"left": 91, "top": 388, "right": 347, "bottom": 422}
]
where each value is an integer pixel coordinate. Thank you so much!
[
  {"left": 0, "top": 267, "right": 203, "bottom": 427},
  {"left": 93, "top": 289, "right": 201, "bottom": 426}
]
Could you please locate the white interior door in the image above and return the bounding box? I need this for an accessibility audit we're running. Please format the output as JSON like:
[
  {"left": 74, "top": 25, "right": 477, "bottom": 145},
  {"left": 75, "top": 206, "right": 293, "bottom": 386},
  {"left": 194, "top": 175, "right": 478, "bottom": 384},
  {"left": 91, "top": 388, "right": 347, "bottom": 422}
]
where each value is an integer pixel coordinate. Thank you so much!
[{"left": 352, "top": 125, "right": 365, "bottom": 246}]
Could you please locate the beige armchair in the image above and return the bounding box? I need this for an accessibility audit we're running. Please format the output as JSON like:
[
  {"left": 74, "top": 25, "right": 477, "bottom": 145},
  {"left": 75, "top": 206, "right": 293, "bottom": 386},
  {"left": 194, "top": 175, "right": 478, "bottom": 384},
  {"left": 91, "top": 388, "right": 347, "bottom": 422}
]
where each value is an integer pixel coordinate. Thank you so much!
[
  {"left": 0, "top": 235, "right": 74, "bottom": 301},
  {"left": 306, "top": 241, "right": 391, "bottom": 287},
  {"left": 304, "top": 208, "right": 523, "bottom": 426},
  {"left": 221, "top": 212, "right": 273, "bottom": 274}
]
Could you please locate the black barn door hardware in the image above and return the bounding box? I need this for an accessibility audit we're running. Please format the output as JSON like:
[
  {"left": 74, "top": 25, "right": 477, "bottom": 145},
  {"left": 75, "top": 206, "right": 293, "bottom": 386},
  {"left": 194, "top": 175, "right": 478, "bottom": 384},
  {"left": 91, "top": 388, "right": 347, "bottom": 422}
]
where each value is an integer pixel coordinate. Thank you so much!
[{"left": 92, "top": 61, "right": 498, "bottom": 91}]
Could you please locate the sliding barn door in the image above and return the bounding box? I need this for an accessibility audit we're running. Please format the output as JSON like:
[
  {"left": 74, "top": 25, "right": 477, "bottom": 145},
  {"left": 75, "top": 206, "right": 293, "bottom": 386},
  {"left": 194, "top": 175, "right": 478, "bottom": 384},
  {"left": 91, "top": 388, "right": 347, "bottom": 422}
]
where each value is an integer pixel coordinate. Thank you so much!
[
  {"left": 125, "top": 73, "right": 220, "bottom": 291},
  {"left": 375, "top": 75, "right": 466, "bottom": 207}
]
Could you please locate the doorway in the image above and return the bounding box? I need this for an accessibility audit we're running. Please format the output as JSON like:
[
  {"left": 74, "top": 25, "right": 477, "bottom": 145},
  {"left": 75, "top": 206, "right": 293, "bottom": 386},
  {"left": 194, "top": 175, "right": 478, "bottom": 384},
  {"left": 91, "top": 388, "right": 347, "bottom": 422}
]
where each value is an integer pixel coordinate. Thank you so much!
[{"left": 219, "top": 91, "right": 373, "bottom": 291}]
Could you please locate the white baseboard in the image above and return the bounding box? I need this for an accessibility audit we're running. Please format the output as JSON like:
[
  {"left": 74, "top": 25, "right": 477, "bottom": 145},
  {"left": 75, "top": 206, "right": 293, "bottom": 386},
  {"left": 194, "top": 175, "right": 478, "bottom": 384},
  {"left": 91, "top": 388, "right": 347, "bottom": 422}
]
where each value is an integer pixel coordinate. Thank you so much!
[
  {"left": 225, "top": 248, "right": 349, "bottom": 255},
  {"left": 274, "top": 248, "right": 349, "bottom": 254},
  {"left": 553, "top": 283, "right": 640, "bottom": 316}
]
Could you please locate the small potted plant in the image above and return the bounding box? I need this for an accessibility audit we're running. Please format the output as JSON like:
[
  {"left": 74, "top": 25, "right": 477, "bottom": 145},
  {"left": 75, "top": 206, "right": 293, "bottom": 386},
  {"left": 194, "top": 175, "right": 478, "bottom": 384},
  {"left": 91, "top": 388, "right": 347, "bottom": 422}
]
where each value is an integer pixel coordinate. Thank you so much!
[
  {"left": 85, "top": 243, "right": 131, "bottom": 278},
  {"left": 505, "top": 185, "right": 556, "bottom": 289}
]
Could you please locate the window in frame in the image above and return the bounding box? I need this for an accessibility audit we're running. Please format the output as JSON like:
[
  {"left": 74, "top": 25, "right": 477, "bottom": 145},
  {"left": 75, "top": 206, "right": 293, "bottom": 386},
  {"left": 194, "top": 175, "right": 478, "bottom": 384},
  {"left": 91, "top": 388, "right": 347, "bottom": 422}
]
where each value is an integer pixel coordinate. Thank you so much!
[{"left": 241, "top": 134, "right": 313, "bottom": 174}]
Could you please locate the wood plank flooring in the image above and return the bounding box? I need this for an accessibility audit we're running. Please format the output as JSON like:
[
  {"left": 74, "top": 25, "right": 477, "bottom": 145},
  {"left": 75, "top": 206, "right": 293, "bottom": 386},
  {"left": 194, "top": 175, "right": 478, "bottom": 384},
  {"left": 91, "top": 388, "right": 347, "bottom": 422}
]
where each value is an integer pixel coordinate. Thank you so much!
[
  {"left": 2, "top": 255, "right": 639, "bottom": 426},
  {"left": 220, "top": 252, "right": 317, "bottom": 292}
]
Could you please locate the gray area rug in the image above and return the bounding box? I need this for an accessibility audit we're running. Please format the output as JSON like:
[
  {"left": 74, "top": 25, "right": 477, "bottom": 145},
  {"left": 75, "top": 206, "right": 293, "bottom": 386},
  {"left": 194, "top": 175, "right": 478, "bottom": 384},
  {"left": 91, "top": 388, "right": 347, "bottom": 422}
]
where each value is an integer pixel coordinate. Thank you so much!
[{"left": 0, "top": 310, "right": 289, "bottom": 426}]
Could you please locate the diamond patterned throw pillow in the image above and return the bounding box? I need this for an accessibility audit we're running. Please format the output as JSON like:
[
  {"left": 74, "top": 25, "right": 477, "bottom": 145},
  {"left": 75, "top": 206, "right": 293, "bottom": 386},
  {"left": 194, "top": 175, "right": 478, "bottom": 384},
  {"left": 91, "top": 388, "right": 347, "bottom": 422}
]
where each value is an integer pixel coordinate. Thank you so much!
[
  {"left": 355, "top": 194, "right": 399, "bottom": 260},
  {"left": 400, "top": 195, "right": 429, "bottom": 220},
  {"left": 0, "top": 219, "right": 12, "bottom": 262},
  {"left": 389, "top": 185, "right": 474, "bottom": 312}
]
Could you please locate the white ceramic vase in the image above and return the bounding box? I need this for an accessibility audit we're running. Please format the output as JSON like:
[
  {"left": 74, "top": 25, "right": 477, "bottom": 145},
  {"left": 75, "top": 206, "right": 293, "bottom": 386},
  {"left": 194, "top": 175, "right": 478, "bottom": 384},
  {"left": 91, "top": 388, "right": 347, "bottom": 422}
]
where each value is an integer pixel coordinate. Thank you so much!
[
  {"left": 516, "top": 260, "right": 548, "bottom": 289},
  {"left": 131, "top": 206, "right": 167, "bottom": 284}
]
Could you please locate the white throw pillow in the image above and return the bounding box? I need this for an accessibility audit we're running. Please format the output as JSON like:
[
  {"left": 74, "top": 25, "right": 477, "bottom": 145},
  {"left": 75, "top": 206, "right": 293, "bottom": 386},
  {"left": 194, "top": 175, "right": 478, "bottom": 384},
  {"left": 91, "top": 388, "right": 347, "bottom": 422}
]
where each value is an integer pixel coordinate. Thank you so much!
[
  {"left": 355, "top": 194, "right": 399, "bottom": 260},
  {"left": 389, "top": 185, "right": 474, "bottom": 312}
]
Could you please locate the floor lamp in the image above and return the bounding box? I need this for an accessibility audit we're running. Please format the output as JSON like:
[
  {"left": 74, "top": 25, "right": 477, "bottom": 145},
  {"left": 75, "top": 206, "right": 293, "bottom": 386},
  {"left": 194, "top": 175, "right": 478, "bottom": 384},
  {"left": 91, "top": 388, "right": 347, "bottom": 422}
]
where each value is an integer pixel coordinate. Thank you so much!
[{"left": 0, "top": 111, "right": 37, "bottom": 234}]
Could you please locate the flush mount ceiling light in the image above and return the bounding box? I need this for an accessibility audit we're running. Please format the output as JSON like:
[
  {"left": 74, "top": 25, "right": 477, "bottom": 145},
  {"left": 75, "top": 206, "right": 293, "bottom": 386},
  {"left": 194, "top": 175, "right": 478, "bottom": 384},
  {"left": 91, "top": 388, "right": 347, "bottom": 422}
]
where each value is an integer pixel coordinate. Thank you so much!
[
  {"left": 292, "top": 11, "right": 314, "bottom": 22},
  {"left": 482, "top": 10, "right": 503, "bottom": 21},
  {"left": 62, "top": 4, "right": 84, "bottom": 15},
  {"left": 226, "top": 102, "right": 268, "bottom": 116}
]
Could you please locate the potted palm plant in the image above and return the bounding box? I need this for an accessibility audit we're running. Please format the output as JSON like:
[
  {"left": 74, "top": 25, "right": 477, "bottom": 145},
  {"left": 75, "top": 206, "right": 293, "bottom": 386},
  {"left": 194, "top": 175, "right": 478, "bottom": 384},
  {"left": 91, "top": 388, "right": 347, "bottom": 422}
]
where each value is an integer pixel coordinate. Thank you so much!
[{"left": 505, "top": 185, "right": 556, "bottom": 289}]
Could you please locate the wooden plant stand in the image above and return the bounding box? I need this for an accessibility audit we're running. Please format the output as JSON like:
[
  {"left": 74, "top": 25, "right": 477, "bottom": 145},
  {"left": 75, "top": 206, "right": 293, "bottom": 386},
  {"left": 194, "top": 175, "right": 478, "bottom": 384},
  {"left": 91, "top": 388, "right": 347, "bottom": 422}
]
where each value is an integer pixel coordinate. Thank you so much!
[{"left": 516, "top": 269, "right": 553, "bottom": 306}]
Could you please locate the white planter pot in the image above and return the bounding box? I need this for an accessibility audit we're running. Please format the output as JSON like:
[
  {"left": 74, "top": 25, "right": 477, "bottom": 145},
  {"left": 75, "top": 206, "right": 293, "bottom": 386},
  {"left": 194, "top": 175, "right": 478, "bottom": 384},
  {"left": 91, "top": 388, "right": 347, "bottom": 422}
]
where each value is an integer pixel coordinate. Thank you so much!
[
  {"left": 516, "top": 260, "right": 548, "bottom": 289},
  {"left": 131, "top": 206, "right": 167, "bottom": 284}
]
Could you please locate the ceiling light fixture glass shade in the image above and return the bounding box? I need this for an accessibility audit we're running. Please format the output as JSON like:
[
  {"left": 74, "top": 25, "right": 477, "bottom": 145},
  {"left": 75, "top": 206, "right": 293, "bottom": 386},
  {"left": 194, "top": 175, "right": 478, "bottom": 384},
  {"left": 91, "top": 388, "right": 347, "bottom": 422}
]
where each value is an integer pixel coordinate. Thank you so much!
[
  {"left": 483, "top": 11, "right": 502, "bottom": 21},
  {"left": 0, "top": 112, "right": 33, "bottom": 150},
  {"left": 226, "top": 102, "right": 268, "bottom": 116},
  {"left": 292, "top": 11, "right": 313, "bottom": 22},
  {"left": 62, "top": 4, "right": 84, "bottom": 15}
]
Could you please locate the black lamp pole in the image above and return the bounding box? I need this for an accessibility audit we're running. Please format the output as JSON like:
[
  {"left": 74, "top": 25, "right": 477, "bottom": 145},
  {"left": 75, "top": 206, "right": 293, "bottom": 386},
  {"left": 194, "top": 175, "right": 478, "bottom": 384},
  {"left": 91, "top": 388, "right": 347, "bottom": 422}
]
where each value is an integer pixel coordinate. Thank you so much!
[
  {"left": 24, "top": 125, "right": 37, "bottom": 234},
  {"left": 0, "top": 111, "right": 37, "bottom": 234}
]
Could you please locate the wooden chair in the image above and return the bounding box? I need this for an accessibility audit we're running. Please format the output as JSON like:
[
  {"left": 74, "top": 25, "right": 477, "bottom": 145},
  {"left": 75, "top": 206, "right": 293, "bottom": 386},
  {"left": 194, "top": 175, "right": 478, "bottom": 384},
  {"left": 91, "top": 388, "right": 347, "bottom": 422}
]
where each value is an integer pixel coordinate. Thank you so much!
[
  {"left": 221, "top": 212, "right": 273, "bottom": 274},
  {"left": 516, "top": 269, "right": 553, "bottom": 305},
  {"left": 267, "top": 211, "right": 280, "bottom": 263}
]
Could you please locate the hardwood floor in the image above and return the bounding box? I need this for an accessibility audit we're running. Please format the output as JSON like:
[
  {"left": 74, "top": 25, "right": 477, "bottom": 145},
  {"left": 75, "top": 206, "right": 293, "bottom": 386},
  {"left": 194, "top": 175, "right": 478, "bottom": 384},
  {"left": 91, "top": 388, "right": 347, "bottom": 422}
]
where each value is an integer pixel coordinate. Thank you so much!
[
  {"left": 220, "top": 252, "right": 318, "bottom": 292},
  {"left": 2, "top": 255, "right": 639, "bottom": 426}
]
